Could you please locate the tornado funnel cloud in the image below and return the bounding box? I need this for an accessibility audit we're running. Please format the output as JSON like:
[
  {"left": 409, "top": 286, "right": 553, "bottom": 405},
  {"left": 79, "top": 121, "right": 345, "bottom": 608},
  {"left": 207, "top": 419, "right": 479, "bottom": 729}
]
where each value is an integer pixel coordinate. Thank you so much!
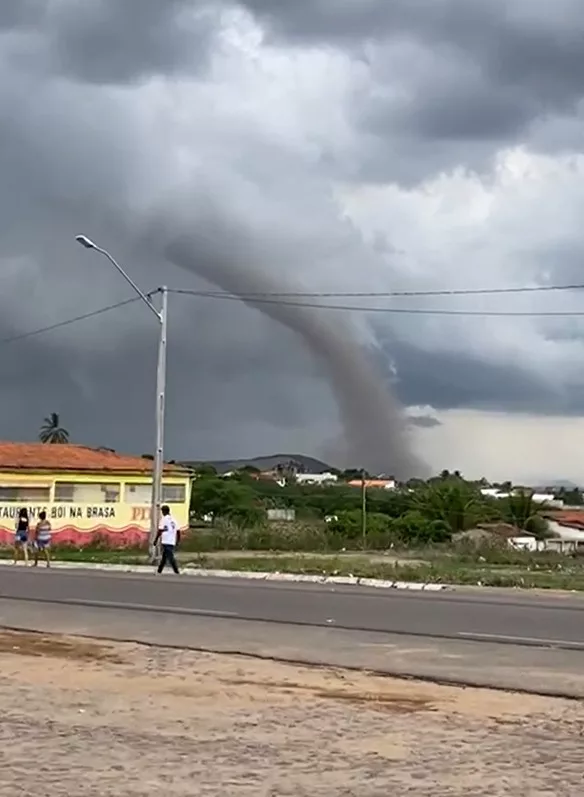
[{"left": 152, "top": 211, "right": 426, "bottom": 479}]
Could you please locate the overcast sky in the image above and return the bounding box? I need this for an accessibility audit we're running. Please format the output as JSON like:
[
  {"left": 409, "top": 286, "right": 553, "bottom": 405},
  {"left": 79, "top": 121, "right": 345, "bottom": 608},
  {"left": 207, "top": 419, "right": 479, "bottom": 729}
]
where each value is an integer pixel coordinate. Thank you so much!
[{"left": 2, "top": 0, "right": 584, "bottom": 483}]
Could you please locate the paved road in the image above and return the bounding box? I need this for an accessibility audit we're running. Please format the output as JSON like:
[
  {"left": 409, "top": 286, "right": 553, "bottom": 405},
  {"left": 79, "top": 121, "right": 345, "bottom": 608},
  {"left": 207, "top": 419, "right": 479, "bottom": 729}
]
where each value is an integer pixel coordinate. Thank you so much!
[{"left": 2, "top": 567, "right": 584, "bottom": 650}]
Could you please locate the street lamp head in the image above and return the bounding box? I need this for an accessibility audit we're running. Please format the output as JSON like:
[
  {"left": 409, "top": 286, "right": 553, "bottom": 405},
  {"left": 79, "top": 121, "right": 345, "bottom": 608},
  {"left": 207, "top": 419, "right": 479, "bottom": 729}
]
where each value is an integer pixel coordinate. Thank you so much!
[{"left": 75, "top": 234, "right": 96, "bottom": 250}]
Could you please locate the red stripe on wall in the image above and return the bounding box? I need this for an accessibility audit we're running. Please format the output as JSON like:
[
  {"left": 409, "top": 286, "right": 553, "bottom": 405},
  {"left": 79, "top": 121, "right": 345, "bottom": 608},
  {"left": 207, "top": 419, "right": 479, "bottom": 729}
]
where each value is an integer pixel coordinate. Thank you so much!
[{"left": 0, "top": 526, "right": 148, "bottom": 548}]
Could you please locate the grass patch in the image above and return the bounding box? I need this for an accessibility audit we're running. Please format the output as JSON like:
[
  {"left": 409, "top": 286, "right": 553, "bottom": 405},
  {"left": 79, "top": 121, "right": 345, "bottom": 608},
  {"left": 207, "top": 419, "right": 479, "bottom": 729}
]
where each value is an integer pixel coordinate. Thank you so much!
[
  {"left": 187, "top": 553, "right": 584, "bottom": 591},
  {"left": 3, "top": 538, "right": 584, "bottom": 591}
]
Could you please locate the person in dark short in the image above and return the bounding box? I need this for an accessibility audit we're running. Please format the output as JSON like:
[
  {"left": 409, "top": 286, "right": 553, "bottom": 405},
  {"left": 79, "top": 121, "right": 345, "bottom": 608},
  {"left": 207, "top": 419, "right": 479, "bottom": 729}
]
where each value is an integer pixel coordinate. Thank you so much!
[{"left": 13, "top": 507, "right": 30, "bottom": 566}]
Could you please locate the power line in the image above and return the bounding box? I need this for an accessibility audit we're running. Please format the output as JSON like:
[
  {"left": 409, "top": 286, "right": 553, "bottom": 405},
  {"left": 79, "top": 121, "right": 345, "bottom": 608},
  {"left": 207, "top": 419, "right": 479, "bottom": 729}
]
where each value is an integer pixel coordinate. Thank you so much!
[
  {"left": 182, "top": 282, "right": 584, "bottom": 299},
  {"left": 169, "top": 288, "right": 584, "bottom": 317},
  {"left": 3, "top": 281, "right": 582, "bottom": 350},
  {"left": 0, "top": 294, "right": 151, "bottom": 346}
]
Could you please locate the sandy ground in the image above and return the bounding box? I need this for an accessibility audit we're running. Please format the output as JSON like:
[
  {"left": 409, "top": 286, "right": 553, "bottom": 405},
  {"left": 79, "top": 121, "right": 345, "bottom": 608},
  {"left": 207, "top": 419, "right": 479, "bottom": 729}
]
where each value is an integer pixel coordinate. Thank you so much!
[{"left": 0, "top": 631, "right": 582, "bottom": 796}]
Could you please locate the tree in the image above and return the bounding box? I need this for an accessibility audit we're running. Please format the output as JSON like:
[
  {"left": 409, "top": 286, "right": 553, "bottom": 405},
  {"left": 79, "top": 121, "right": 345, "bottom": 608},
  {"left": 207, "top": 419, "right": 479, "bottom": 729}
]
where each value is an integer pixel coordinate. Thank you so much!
[
  {"left": 194, "top": 464, "right": 218, "bottom": 479},
  {"left": 39, "top": 413, "right": 69, "bottom": 444},
  {"left": 410, "top": 480, "right": 495, "bottom": 535},
  {"left": 557, "top": 487, "right": 583, "bottom": 506},
  {"left": 190, "top": 476, "right": 263, "bottom": 525},
  {"left": 391, "top": 510, "right": 451, "bottom": 544},
  {"left": 500, "top": 491, "right": 550, "bottom": 539},
  {"left": 328, "top": 510, "right": 393, "bottom": 545},
  {"left": 340, "top": 469, "right": 370, "bottom": 481},
  {"left": 225, "top": 503, "right": 267, "bottom": 528}
]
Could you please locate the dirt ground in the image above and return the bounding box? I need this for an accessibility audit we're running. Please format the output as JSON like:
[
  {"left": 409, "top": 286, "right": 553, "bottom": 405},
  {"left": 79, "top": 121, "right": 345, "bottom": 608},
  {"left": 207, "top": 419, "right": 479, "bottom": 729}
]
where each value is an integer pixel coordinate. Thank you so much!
[{"left": 0, "top": 630, "right": 582, "bottom": 796}]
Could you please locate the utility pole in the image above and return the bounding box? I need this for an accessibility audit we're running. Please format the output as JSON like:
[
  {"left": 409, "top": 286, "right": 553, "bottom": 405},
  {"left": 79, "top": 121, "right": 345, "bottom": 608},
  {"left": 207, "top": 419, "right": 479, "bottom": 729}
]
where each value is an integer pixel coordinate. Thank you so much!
[
  {"left": 150, "top": 286, "right": 168, "bottom": 562},
  {"left": 361, "top": 469, "right": 367, "bottom": 549},
  {"left": 75, "top": 236, "right": 168, "bottom": 564}
]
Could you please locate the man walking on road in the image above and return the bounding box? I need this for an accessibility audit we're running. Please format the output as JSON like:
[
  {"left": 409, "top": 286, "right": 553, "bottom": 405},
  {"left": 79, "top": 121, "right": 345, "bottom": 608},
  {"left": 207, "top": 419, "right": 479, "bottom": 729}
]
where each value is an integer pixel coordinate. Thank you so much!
[{"left": 154, "top": 505, "right": 180, "bottom": 575}]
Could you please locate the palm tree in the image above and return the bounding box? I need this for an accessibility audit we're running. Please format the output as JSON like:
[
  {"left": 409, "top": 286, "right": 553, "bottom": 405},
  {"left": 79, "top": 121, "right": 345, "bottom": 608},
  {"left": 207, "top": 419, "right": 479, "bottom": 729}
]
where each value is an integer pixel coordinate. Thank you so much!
[
  {"left": 410, "top": 480, "right": 494, "bottom": 535},
  {"left": 502, "top": 490, "right": 550, "bottom": 538},
  {"left": 39, "top": 413, "right": 69, "bottom": 444}
]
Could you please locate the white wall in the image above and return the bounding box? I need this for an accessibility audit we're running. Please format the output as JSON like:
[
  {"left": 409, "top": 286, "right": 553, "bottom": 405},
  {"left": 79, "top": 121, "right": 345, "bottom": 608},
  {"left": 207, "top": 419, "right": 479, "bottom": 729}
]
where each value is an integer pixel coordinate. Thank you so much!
[
  {"left": 508, "top": 535, "right": 538, "bottom": 552},
  {"left": 296, "top": 472, "right": 338, "bottom": 485},
  {"left": 546, "top": 520, "right": 584, "bottom": 541}
]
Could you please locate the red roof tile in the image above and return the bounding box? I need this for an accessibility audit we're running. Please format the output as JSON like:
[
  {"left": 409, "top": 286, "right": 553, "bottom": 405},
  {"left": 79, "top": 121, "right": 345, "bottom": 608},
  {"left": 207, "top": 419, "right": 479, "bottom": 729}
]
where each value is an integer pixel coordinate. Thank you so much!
[
  {"left": 544, "top": 509, "right": 584, "bottom": 530},
  {"left": 0, "top": 443, "right": 189, "bottom": 475},
  {"left": 347, "top": 479, "right": 395, "bottom": 488},
  {"left": 546, "top": 509, "right": 584, "bottom": 521}
]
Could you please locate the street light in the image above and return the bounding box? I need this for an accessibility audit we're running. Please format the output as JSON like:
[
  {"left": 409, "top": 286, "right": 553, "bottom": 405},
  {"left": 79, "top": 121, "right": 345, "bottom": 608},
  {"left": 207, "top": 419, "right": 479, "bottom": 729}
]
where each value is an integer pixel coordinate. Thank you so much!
[{"left": 75, "top": 235, "right": 168, "bottom": 560}]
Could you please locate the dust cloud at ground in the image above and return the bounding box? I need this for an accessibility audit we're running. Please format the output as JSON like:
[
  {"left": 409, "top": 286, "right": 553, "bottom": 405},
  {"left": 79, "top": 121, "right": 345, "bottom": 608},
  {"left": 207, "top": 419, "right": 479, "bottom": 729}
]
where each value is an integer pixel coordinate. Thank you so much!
[{"left": 0, "top": 630, "right": 581, "bottom": 795}]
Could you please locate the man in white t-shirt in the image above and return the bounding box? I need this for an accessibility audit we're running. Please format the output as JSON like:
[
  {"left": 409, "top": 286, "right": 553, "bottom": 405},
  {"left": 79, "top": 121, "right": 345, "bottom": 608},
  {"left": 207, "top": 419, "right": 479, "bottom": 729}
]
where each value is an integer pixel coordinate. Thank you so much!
[{"left": 154, "top": 505, "right": 180, "bottom": 575}]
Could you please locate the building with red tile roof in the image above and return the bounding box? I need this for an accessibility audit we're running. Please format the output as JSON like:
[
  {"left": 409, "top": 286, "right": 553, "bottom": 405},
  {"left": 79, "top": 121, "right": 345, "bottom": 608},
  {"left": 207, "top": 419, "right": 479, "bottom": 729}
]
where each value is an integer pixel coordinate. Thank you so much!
[
  {"left": 0, "top": 443, "right": 191, "bottom": 548},
  {"left": 0, "top": 442, "right": 189, "bottom": 475},
  {"left": 543, "top": 509, "right": 584, "bottom": 531}
]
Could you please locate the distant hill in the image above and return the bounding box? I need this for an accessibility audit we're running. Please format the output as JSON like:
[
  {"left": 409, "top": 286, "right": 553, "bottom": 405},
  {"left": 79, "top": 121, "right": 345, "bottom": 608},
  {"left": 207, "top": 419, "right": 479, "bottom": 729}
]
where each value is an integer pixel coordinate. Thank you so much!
[
  {"left": 181, "top": 453, "right": 333, "bottom": 475},
  {"left": 538, "top": 479, "right": 581, "bottom": 490}
]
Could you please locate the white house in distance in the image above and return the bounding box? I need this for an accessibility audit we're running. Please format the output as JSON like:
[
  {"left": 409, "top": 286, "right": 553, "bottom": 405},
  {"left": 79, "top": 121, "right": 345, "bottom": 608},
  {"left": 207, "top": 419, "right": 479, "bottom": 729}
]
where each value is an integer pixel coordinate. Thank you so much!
[
  {"left": 480, "top": 488, "right": 563, "bottom": 508},
  {"left": 295, "top": 472, "right": 338, "bottom": 486},
  {"left": 543, "top": 510, "right": 584, "bottom": 543}
]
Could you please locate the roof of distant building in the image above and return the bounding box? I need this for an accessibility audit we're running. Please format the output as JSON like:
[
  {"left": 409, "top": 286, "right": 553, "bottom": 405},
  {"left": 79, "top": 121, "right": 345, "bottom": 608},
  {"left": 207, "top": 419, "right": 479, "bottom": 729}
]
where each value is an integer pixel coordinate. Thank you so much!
[
  {"left": 544, "top": 509, "right": 584, "bottom": 530},
  {"left": 0, "top": 443, "right": 190, "bottom": 475},
  {"left": 347, "top": 478, "right": 396, "bottom": 488}
]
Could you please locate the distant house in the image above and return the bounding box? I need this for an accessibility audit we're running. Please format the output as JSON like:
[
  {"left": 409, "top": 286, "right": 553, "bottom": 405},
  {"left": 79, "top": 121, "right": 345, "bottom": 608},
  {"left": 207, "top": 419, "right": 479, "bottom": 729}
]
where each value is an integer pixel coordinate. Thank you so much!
[
  {"left": 531, "top": 492, "right": 563, "bottom": 507},
  {"left": 480, "top": 488, "right": 510, "bottom": 499},
  {"left": 543, "top": 510, "right": 584, "bottom": 542},
  {"left": 0, "top": 442, "right": 191, "bottom": 547},
  {"left": 480, "top": 488, "right": 563, "bottom": 508},
  {"left": 296, "top": 472, "right": 338, "bottom": 486},
  {"left": 347, "top": 478, "right": 396, "bottom": 491},
  {"left": 250, "top": 470, "right": 286, "bottom": 488}
]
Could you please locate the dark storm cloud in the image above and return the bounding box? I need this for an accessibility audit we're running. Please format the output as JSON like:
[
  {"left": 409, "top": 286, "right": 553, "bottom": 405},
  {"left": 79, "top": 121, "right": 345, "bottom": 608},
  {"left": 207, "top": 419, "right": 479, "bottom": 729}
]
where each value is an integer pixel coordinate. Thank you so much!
[
  {"left": 0, "top": 0, "right": 40, "bottom": 28},
  {"left": 389, "top": 340, "right": 564, "bottom": 415},
  {"left": 141, "top": 196, "right": 425, "bottom": 477},
  {"left": 239, "top": 0, "right": 584, "bottom": 108},
  {"left": 0, "top": 0, "right": 583, "bottom": 472},
  {"left": 408, "top": 415, "right": 441, "bottom": 429},
  {"left": 1, "top": 0, "right": 218, "bottom": 83},
  {"left": 238, "top": 0, "right": 584, "bottom": 180}
]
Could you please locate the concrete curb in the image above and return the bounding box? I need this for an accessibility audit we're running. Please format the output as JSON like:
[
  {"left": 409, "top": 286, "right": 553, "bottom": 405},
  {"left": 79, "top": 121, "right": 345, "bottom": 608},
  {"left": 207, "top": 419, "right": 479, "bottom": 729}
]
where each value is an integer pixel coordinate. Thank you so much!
[{"left": 0, "top": 559, "right": 450, "bottom": 591}]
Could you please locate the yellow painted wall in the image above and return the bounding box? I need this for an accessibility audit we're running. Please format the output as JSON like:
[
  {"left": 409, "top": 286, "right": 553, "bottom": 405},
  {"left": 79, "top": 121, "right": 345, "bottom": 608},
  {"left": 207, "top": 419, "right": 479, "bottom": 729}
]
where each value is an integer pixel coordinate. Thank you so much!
[{"left": 0, "top": 470, "right": 191, "bottom": 538}]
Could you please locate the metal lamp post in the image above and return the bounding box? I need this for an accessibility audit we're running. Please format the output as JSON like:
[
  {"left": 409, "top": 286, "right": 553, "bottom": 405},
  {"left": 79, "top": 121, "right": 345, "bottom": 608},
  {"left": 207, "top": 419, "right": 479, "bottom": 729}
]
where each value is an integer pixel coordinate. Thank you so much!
[{"left": 75, "top": 235, "right": 167, "bottom": 560}]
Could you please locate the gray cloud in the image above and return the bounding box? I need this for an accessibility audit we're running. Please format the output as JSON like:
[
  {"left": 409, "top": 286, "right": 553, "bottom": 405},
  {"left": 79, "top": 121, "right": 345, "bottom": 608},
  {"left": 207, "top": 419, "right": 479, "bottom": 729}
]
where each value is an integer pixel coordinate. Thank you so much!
[
  {"left": 0, "top": 10, "right": 427, "bottom": 475},
  {"left": 0, "top": 0, "right": 583, "bottom": 476},
  {"left": 239, "top": 0, "right": 584, "bottom": 107},
  {"left": 0, "top": 0, "right": 40, "bottom": 28},
  {"left": 408, "top": 415, "right": 441, "bottom": 429},
  {"left": 238, "top": 0, "right": 584, "bottom": 181},
  {"left": 388, "top": 340, "right": 563, "bottom": 415},
  {"left": 142, "top": 195, "right": 425, "bottom": 477},
  {"left": 1, "top": 0, "right": 218, "bottom": 84}
]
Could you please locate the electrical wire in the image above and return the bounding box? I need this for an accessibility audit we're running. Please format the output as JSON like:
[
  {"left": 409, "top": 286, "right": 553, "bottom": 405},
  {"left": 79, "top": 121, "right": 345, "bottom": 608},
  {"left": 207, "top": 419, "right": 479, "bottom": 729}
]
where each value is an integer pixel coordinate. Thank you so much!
[
  {"left": 179, "top": 282, "right": 584, "bottom": 299},
  {"left": 3, "top": 280, "right": 583, "bottom": 350},
  {"left": 0, "top": 295, "right": 150, "bottom": 346},
  {"left": 168, "top": 288, "right": 584, "bottom": 317}
]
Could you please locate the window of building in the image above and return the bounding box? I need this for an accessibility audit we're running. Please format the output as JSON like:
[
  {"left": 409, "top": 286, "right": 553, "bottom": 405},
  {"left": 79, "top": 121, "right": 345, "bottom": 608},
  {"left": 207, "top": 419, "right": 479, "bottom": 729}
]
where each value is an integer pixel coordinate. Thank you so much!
[
  {"left": 125, "top": 483, "right": 151, "bottom": 504},
  {"left": 162, "top": 484, "right": 186, "bottom": 504},
  {"left": 0, "top": 485, "right": 51, "bottom": 502},
  {"left": 54, "top": 482, "right": 121, "bottom": 503},
  {"left": 125, "top": 482, "right": 186, "bottom": 504}
]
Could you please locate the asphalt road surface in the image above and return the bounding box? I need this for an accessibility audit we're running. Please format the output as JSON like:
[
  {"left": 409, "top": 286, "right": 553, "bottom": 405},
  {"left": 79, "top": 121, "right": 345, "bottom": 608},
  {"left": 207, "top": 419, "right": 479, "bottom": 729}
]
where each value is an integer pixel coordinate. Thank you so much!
[{"left": 2, "top": 567, "right": 584, "bottom": 650}]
